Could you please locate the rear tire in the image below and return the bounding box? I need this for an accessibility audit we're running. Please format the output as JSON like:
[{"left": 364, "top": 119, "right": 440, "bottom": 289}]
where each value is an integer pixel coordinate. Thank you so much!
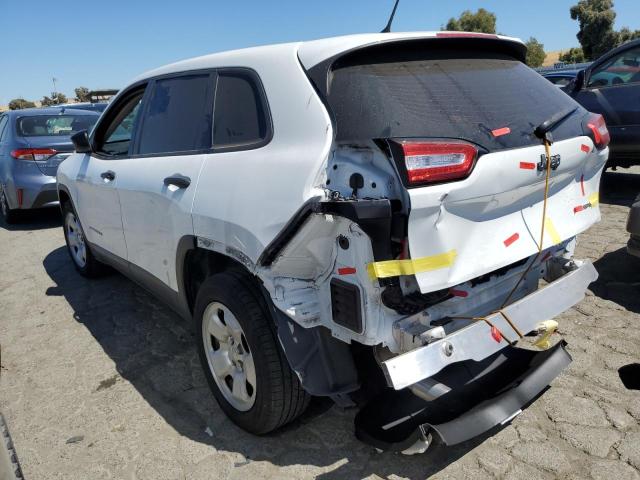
[
  {"left": 195, "top": 270, "right": 310, "bottom": 434},
  {"left": 0, "top": 191, "right": 18, "bottom": 224},
  {"left": 62, "top": 202, "right": 105, "bottom": 277}
]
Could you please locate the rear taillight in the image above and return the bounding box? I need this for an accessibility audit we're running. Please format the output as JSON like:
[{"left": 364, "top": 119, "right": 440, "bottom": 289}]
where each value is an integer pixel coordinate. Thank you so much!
[
  {"left": 10, "top": 148, "right": 57, "bottom": 161},
  {"left": 397, "top": 141, "right": 478, "bottom": 186},
  {"left": 585, "top": 114, "right": 610, "bottom": 149}
]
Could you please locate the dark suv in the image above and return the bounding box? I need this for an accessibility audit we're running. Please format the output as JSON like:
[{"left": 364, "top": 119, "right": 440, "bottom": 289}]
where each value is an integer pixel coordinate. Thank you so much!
[{"left": 568, "top": 39, "right": 640, "bottom": 169}]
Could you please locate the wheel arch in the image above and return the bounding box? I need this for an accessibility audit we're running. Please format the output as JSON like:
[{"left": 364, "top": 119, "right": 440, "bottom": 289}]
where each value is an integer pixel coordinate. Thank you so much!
[{"left": 179, "top": 238, "right": 257, "bottom": 316}]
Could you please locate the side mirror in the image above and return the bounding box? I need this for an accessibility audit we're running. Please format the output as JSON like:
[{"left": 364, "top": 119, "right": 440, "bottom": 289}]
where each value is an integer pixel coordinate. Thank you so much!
[
  {"left": 71, "top": 130, "right": 92, "bottom": 153},
  {"left": 570, "top": 69, "right": 586, "bottom": 93}
]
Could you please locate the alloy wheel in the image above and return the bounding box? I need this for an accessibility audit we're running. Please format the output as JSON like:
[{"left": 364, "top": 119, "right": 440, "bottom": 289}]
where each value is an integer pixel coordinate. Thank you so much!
[{"left": 202, "top": 302, "right": 257, "bottom": 411}]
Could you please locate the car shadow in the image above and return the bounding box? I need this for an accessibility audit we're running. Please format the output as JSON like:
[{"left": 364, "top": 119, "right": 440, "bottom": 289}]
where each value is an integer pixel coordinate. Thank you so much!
[
  {"left": 591, "top": 247, "right": 640, "bottom": 314},
  {"left": 0, "top": 208, "right": 61, "bottom": 231},
  {"left": 43, "top": 246, "right": 495, "bottom": 479},
  {"left": 600, "top": 169, "right": 640, "bottom": 207}
]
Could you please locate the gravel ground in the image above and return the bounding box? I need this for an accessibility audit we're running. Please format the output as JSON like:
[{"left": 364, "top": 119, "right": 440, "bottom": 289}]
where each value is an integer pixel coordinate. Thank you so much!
[{"left": 0, "top": 170, "right": 639, "bottom": 480}]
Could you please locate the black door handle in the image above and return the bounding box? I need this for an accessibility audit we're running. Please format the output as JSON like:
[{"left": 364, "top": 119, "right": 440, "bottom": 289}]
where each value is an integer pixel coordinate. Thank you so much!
[
  {"left": 164, "top": 174, "right": 191, "bottom": 189},
  {"left": 100, "top": 170, "right": 115, "bottom": 181}
]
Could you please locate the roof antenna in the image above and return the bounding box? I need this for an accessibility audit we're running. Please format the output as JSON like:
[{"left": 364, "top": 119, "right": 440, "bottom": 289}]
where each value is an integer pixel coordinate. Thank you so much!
[{"left": 381, "top": 0, "right": 400, "bottom": 33}]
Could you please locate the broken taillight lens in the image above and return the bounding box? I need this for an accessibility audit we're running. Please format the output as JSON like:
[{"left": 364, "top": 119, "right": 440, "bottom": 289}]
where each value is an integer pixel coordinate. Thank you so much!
[
  {"left": 10, "top": 148, "right": 57, "bottom": 161},
  {"left": 399, "top": 141, "right": 478, "bottom": 186},
  {"left": 585, "top": 114, "right": 610, "bottom": 150}
]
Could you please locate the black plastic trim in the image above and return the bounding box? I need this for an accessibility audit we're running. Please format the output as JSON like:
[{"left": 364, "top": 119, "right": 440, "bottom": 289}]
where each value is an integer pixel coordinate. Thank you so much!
[{"left": 355, "top": 341, "right": 572, "bottom": 451}]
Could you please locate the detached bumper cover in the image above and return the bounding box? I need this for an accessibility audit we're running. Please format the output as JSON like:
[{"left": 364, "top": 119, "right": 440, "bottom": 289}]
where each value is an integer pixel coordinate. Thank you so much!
[
  {"left": 355, "top": 341, "right": 572, "bottom": 450},
  {"left": 382, "top": 261, "right": 597, "bottom": 390}
]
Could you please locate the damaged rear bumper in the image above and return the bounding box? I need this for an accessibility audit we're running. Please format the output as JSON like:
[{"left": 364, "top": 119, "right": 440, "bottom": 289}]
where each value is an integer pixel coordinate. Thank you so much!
[
  {"left": 355, "top": 340, "right": 572, "bottom": 450},
  {"left": 382, "top": 260, "right": 597, "bottom": 390}
]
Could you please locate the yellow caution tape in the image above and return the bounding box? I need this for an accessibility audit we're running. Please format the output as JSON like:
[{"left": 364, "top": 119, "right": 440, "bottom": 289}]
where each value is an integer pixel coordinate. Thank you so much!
[
  {"left": 544, "top": 217, "right": 561, "bottom": 245},
  {"left": 367, "top": 250, "right": 457, "bottom": 280},
  {"left": 533, "top": 320, "right": 558, "bottom": 349},
  {"left": 588, "top": 192, "right": 599, "bottom": 206}
]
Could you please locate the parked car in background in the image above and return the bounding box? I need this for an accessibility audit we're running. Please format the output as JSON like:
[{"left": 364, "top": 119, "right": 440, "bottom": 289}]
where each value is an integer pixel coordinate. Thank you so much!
[
  {"left": 542, "top": 69, "right": 580, "bottom": 89},
  {"left": 54, "top": 102, "right": 109, "bottom": 113},
  {"left": 568, "top": 38, "right": 640, "bottom": 169},
  {"left": 57, "top": 32, "right": 607, "bottom": 453},
  {"left": 0, "top": 107, "right": 99, "bottom": 223}
]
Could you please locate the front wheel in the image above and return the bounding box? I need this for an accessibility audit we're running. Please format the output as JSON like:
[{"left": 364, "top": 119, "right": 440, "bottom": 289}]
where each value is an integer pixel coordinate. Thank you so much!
[
  {"left": 195, "top": 271, "right": 310, "bottom": 434},
  {"left": 62, "top": 202, "right": 105, "bottom": 277}
]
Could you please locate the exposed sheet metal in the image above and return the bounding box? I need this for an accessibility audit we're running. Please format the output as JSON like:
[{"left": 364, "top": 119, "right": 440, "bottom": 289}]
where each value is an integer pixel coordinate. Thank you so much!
[{"left": 382, "top": 261, "right": 597, "bottom": 390}]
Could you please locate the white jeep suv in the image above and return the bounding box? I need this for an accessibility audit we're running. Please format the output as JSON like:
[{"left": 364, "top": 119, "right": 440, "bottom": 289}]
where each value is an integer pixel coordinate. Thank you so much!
[{"left": 57, "top": 32, "right": 608, "bottom": 452}]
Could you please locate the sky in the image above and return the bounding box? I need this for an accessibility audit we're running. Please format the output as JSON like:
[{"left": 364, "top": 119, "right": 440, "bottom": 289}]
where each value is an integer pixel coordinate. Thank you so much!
[{"left": 1, "top": 0, "right": 639, "bottom": 104}]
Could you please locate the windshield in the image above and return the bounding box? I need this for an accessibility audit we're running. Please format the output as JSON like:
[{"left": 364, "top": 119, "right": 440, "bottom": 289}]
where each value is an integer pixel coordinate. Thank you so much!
[
  {"left": 16, "top": 114, "right": 97, "bottom": 137},
  {"left": 326, "top": 52, "right": 586, "bottom": 151}
]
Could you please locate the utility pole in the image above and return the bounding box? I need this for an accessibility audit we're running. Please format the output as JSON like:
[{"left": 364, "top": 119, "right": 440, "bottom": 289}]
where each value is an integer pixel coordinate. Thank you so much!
[{"left": 52, "top": 77, "right": 58, "bottom": 97}]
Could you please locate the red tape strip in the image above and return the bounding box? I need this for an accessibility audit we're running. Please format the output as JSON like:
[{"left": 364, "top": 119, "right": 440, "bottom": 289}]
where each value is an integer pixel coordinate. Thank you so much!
[
  {"left": 520, "top": 162, "right": 536, "bottom": 170},
  {"left": 581, "top": 144, "right": 591, "bottom": 153},
  {"left": 574, "top": 205, "right": 584, "bottom": 214},
  {"left": 337, "top": 267, "right": 356, "bottom": 275},
  {"left": 503, "top": 232, "right": 520, "bottom": 247},
  {"left": 492, "top": 127, "right": 511, "bottom": 137}
]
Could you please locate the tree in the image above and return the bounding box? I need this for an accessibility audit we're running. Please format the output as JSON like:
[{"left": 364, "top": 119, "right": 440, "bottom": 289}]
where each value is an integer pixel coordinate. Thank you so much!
[
  {"left": 618, "top": 27, "right": 640, "bottom": 45},
  {"left": 525, "top": 37, "right": 546, "bottom": 67},
  {"left": 8, "top": 98, "right": 36, "bottom": 110},
  {"left": 559, "top": 47, "right": 586, "bottom": 63},
  {"left": 569, "top": 0, "right": 621, "bottom": 60},
  {"left": 567, "top": 1, "right": 640, "bottom": 60},
  {"left": 74, "top": 86, "right": 90, "bottom": 102},
  {"left": 444, "top": 8, "right": 496, "bottom": 34},
  {"left": 41, "top": 92, "right": 68, "bottom": 106}
]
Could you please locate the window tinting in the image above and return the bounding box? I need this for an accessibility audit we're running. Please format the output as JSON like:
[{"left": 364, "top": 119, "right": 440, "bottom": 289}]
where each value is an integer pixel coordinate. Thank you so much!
[
  {"left": 326, "top": 53, "right": 586, "bottom": 151},
  {"left": 99, "top": 92, "right": 144, "bottom": 156},
  {"left": 137, "top": 74, "right": 212, "bottom": 155},
  {"left": 213, "top": 73, "right": 268, "bottom": 147},
  {"left": 588, "top": 46, "right": 640, "bottom": 88}
]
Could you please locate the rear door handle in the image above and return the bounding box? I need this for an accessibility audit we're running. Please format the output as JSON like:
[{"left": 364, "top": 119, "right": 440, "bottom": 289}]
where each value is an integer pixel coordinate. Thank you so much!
[
  {"left": 164, "top": 174, "right": 191, "bottom": 189},
  {"left": 100, "top": 170, "right": 115, "bottom": 181}
]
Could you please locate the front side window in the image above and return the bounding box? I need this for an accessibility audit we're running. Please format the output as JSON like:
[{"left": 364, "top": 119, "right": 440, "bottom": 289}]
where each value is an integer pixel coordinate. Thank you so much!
[
  {"left": 97, "top": 90, "right": 144, "bottom": 156},
  {"left": 16, "top": 114, "right": 97, "bottom": 137},
  {"left": 213, "top": 71, "right": 270, "bottom": 149},
  {"left": 137, "top": 74, "right": 212, "bottom": 155},
  {"left": 588, "top": 46, "right": 640, "bottom": 88}
]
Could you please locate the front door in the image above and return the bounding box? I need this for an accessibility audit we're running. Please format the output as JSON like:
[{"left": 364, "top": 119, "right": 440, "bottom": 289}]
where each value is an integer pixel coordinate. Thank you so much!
[{"left": 77, "top": 86, "right": 147, "bottom": 260}]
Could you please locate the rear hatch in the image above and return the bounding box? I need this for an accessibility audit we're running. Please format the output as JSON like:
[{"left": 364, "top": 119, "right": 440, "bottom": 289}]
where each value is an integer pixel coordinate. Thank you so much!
[
  {"left": 307, "top": 36, "right": 607, "bottom": 293},
  {"left": 21, "top": 137, "right": 75, "bottom": 176}
]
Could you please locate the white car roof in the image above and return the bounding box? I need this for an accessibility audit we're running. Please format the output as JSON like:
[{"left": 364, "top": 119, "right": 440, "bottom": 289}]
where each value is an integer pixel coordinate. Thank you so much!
[{"left": 132, "top": 31, "right": 524, "bottom": 83}]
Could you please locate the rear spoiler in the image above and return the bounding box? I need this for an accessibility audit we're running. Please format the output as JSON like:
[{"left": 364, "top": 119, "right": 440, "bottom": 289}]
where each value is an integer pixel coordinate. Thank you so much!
[{"left": 304, "top": 36, "right": 528, "bottom": 99}]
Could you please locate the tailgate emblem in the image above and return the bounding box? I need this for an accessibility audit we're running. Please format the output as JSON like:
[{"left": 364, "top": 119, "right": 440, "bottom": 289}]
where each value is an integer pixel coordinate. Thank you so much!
[{"left": 538, "top": 154, "right": 561, "bottom": 171}]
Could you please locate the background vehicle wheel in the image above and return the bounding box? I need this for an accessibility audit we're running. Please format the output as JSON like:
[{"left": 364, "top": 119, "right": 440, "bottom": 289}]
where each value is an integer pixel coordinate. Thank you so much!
[
  {"left": 0, "top": 191, "right": 18, "bottom": 224},
  {"left": 195, "top": 271, "right": 310, "bottom": 434},
  {"left": 62, "top": 202, "right": 105, "bottom": 277}
]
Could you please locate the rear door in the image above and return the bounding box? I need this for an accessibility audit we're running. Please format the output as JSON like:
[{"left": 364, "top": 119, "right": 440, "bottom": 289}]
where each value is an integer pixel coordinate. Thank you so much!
[
  {"left": 574, "top": 43, "right": 640, "bottom": 159},
  {"left": 115, "top": 72, "right": 213, "bottom": 290}
]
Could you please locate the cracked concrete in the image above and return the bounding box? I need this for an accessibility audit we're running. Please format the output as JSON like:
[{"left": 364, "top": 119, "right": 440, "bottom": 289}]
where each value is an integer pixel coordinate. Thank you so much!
[{"left": 1, "top": 169, "right": 639, "bottom": 479}]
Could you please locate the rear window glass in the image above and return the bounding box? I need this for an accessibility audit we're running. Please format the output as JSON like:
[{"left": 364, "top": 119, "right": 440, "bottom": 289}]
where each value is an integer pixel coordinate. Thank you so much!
[
  {"left": 326, "top": 54, "right": 585, "bottom": 151},
  {"left": 137, "top": 74, "right": 212, "bottom": 155},
  {"left": 16, "top": 114, "right": 97, "bottom": 137},
  {"left": 213, "top": 72, "right": 269, "bottom": 148}
]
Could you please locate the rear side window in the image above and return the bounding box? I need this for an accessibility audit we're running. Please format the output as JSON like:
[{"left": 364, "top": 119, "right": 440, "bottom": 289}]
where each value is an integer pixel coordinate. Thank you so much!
[
  {"left": 137, "top": 74, "right": 213, "bottom": 155},
  {"left": 213, "top": 71, "right": 270, "bottom": 149},
  {"left": 325, "top": 48, "right": 586, "bottom": 151}
]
